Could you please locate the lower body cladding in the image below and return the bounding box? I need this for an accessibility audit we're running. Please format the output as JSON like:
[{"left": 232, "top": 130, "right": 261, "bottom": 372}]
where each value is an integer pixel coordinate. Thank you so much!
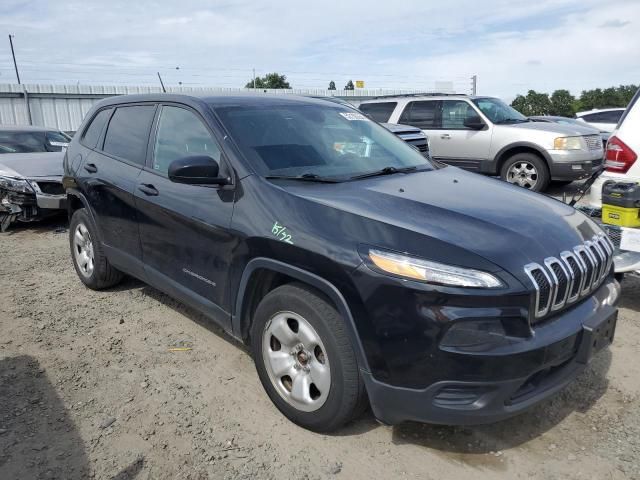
[
  {"left": 357, "top": 278, "right": 619, "bottom": 426},
  {"left": 0, "top": 186, "right": 66, "bottom": 232}
]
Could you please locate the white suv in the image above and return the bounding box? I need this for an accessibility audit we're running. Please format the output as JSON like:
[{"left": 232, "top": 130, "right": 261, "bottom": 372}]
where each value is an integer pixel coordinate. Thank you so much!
[
  {"left": 587, "top": 92, "right": 639, "bottom": 207},
  {"left": 360, "top": 94, "right": 604, "bottom": 192},
  {"left": 585, "top": 89, "right": 640, "bottom": 277}
]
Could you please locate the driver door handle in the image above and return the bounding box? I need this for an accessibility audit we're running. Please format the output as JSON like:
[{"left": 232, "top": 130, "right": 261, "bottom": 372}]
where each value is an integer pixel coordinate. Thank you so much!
[
  {"left": 138, "top": 183, "right": 159, "bottom": 196},
  {"left": 440, "top": 134, "right": 451, "bottom": 139},
  {"left": 84, "top": 163, "right": 97, "bottom": 173}
]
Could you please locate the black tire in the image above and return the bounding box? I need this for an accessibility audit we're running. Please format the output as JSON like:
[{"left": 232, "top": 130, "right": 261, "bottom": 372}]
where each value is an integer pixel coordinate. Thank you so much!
[
  {"left": 500, "top": 152, "right": 550, "bottom": 192},
  {"left": 69, "top": 208, "right": 123, "bottom": 290},
  {"left": 250, "top": 282, "right": 367, "bottom": 432}
]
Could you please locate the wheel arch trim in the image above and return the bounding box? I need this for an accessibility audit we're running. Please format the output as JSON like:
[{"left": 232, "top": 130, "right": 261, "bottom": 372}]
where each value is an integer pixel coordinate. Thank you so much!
[
  {"left": 495, "top": 142, "right": 553, "bottom": 171},
  {"left": 232, "top": 257, "right": 371, "bottom": 374},
  {"left": 66, "top": 188, "right": 98, "bottom": 225}
]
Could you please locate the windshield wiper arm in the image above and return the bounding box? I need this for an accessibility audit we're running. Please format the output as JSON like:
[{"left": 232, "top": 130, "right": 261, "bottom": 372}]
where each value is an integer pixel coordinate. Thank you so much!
[
  {"left": 350, "top": 166, "right": 418, "bottom": 180},
  {"left": 265, "top": 173, "right": 340, "bottom": 183}
]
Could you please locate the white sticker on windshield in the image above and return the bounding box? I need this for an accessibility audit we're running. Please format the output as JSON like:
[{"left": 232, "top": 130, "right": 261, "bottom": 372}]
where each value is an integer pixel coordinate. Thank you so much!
[{"left": 339, "top": 112, "right": 370, "bottom": 121}]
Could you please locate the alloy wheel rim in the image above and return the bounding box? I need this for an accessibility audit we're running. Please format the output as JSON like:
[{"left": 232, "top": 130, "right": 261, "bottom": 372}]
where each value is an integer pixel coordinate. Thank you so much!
[
  {"left": 73, "top": 222, "right": 94, "bottom": 278},
  {"left": 507, "top": 161, "right": 538, "bottom": 189},
  {"left": 262, "top": 311, "right": 331, "bottom": 412}
]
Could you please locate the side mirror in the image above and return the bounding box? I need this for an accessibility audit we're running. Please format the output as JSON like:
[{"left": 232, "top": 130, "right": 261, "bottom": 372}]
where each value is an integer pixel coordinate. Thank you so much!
[
  {"left": 463, "top": 115, "right": 486, "bottom": 130},
  {"left": 168, "top": 155, "right": 230, "bottom": 185}
]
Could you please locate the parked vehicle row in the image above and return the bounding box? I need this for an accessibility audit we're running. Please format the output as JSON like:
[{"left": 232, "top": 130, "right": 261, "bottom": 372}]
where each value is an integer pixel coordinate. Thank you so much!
[
  {"left": 359, "top": 94, "right": 603, "bottom": 192},
  {"left": 61, "top": 93, "right": 618, "bottom": 432}
]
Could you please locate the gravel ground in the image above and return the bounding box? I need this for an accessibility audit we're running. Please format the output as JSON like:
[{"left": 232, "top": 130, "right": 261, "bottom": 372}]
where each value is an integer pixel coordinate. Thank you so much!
[{"left": 0, "top": 215, "right": 639, "bottom": 480}]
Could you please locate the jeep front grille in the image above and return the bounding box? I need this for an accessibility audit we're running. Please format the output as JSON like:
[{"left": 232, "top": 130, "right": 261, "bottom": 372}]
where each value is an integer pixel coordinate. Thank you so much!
[{"left": 524, "top": 234, "right": 613, "bottom": 322}]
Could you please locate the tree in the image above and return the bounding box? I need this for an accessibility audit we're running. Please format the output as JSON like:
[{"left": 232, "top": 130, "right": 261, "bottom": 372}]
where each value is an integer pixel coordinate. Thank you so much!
[
  {"left": 549, "top": 89, "right": 576, "bottom": 117},
  {"left": 344, "top": 80, "right": 355, "bottom": 91},
  {"left": 328, "top": 81, "right": 336, "bottom": 90},
  {"left": 245, "top": 72, "right": 291, "bottom": 89},
  {"left": 510, "top": 90, "right": 551, "bottom": 116}
]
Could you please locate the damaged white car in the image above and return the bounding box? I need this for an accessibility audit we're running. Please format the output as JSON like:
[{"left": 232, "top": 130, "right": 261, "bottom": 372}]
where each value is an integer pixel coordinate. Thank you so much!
[{"left": 0, "top": 152, "right": 66, "bottom": 231}]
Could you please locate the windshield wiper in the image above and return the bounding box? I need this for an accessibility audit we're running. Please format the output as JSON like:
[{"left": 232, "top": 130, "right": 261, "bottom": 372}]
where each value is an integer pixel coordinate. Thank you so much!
[
  {"left": 349, "top": 165, "right": 419, "bottom": 181},
  {"left": 265, "top": 173, "right": 340, "bottom": 183},
  {"left": 495, "top": 118, "right": 529, "bottom": 124}
]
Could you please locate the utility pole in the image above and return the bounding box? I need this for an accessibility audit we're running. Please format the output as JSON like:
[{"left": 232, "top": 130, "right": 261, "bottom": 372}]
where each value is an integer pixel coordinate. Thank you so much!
[
  {"left": 157, "top": 72, "right": 166, "bottom": 93},
  {"left": 8, "top": 35, "right": 21, "bottom": 84},
  {"left": 471, "top": 75, "right": 477, "bottom": 95}
]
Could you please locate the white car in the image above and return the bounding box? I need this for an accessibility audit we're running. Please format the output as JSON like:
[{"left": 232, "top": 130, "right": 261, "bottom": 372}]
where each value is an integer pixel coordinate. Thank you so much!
[
  {"left": 576, "top": 108, "right": 626, "bottom": 135},
  {"left": 586, "top": 90, "right": 640, "bottom": 276}
]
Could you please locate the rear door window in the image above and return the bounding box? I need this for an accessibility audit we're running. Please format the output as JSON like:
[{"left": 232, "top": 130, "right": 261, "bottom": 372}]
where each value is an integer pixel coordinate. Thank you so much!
[
  {"left": 398, "top": 101, "right": 439, "bottom": 129},
  {"left": 359, "top": 102, "right": 397, "bottom": 122},
  {"left": 103, "top": 105, "right": 156, "bottom": 164},
  {"left": 81, "top": 109, "right": 111, "bottom": 148}
]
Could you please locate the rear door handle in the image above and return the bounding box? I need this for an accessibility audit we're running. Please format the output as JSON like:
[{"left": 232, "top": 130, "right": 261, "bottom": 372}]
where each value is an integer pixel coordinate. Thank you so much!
[
  {"left": 84, "top": 163, "right": 98, "bottom": 173},
  {"left": 138, "top": 183, "right": 159, "bottom": 196},
  {"left": 440, "top": 134, "right": 451, "bottom": 139}
]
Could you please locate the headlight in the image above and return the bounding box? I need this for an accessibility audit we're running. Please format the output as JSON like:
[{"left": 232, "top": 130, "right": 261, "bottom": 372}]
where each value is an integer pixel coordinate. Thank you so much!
[
  {"left": 368, "top": 249, "right": 504, "bottom": 288},
  {"left": 0, "top": 176, "right": 34, "bottom": 193},
  {"left": 554, "top": 136, "right": 584, "bottom": 150}
]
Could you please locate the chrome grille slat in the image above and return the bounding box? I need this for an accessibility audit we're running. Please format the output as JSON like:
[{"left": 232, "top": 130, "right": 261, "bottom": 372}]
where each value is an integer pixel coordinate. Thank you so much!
[
  {"left": 526, "top": 236, "right": 612, "bottom": 321},
  {"left": 583, "top": 134, "right": 602, "bottom": 151},
  {"left": 589, "top": 237, "right": 607, "bottom": 281},
  {"left": 524, "top": 263, "right": 552, "bottom": 318},
  {"left": 560, "top": 251, "right": 583, "bottom": 304}
]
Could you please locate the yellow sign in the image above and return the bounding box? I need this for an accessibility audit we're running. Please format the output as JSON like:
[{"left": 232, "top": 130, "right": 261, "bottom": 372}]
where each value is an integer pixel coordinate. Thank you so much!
[{"left": 355, "top": 80, "right": 365, "bottom": 88}]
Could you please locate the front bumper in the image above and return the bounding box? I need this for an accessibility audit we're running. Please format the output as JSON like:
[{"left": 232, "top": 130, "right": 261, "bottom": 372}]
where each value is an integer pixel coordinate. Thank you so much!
[
  {"left": 35, "top": 193, "right": 66, "bottom": 210},
  {"left": 547, "top": 150, "right": 603, "bottom": 181},
  {"left": 363, "top": 278, "right": 619, "bottom": 426}
]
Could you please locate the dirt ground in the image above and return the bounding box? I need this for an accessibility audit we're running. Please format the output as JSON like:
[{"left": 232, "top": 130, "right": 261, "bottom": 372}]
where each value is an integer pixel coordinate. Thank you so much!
[{"left": 1, "top": 216, "right": 639, "bottom": 480}]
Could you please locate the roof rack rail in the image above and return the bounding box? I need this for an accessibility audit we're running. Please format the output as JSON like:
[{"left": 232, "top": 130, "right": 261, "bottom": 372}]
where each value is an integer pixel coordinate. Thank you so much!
[{"left": 370, "top": 92, "right": 468, "bottom": 100}]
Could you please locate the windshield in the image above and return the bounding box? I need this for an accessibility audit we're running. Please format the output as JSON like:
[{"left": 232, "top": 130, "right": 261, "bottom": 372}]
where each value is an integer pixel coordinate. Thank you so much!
[
  {"left": 215, "top": 103, "right": 433, "bottom": 179},
  {"left": 473, "top": 98, "right": 528, "bottom": 124}
]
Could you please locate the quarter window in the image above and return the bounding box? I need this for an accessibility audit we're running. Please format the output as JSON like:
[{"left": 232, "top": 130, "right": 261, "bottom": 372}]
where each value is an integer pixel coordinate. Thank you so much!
[
  {"left": 103, "top": 105, "right": 156, "bottom": 164},
  {"left": 152, "top": 106, "right": 221, "bottom": 175},
  {"left": 82, "top": 109, "right": 111, "bottom": 148},
  {"left": 582, "top": 111, "right": 622, "bottom": 124},
  {"left": 399, "top": 101, "right": 438, "bottom": 129},
  {"left": 441, "top": 100, "right": 476, "bottom": 129},
  {"left": 358, "top": 102, "right": 397, "bottom": 122}
]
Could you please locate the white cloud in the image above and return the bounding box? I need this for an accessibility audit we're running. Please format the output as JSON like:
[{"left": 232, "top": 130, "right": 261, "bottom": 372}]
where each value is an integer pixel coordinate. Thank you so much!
[{"left": 0, "top": 0, "right": 637, "bottom": 97}]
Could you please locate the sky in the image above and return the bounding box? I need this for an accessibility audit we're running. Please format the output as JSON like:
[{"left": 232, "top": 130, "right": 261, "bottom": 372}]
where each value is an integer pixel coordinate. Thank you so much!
[{"left": 0, "top": 0, "right": 639, "bottom": 99}]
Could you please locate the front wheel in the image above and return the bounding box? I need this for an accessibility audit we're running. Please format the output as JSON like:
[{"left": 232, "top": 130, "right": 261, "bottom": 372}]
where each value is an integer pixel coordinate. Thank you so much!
[
  {"left": 251, "top": 283, "right": 367, "bottom": 432},
  {"left": 500, "top": 153, "right": 550, "bottom": 192}
]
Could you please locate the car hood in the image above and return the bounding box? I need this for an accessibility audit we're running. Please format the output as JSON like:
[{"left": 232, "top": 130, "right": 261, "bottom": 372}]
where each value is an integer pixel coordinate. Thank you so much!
[
  {"left": 279, "top": 167, "right": 601, "bottom": 279},
  {"left": 381, "top": 123, "right": 422, "bottom": 134},
  {"left": 507, "top": 121, "right": 600, "bottom": 136},
  {"left": 0, "top": 152, "right": 64, "bottom": 179}
]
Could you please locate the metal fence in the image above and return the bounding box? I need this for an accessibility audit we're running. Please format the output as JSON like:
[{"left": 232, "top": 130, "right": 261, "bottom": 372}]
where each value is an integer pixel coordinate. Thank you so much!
[{"left": 0, "top": 82, "right": 455, "bottom": 132}]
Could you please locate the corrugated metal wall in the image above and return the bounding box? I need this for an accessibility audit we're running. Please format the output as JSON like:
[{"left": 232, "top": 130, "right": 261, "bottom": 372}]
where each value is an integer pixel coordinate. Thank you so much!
[{"left": 0, "top": 83, "right": 454, "bottom": 132}]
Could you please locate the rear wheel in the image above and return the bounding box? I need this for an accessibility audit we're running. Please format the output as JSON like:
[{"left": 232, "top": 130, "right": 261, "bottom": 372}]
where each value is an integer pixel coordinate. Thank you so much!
[
  {"left": 500, "top": 152, "right": 550, "bottom": 192},
  {"left": 251, "top": 283, "right": 367, "bottom": 432},
  {"left": 69, "top": 208, "right": 123, "bottom": 289}
]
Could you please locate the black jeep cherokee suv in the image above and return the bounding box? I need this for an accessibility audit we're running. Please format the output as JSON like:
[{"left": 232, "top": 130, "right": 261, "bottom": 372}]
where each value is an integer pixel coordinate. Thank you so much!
[{"left": 63, "top": 94, "right": 619, "bottom": 432}]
